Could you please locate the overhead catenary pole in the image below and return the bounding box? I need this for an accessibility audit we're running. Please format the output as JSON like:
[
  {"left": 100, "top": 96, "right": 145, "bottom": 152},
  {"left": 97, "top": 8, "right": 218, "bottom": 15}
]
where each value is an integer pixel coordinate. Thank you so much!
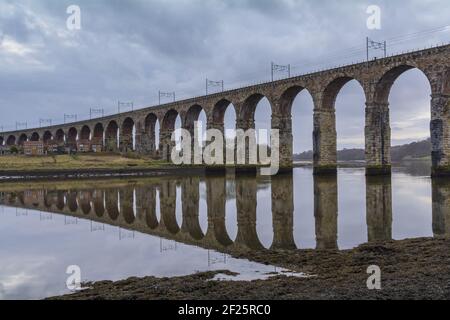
[
  {"left": 271, "top": 62, "right": 290, "bottom": 81},
  {"left": 39, "top": 119, "right": 52, "bottom": 127},
  {"left": 90, "top": 108, "right": 105, "bottom": 119},
  {"left": 159, "top": 91, "right": 176, "bottom": 105},
  {"left": 271, "top": 62, "right": 274, "bottom": 82},
  {"left": 118, "top": 101, "right": 133, "bottom": 114},
  {"left": 16, "top": 122, "right": 27, "bottom": 130},
  {"left": 64, "top": 114, "right": 77, "bottom": 124},
  {"left": 367, "top": 37, "right": 387, "bottom": 62},
  {"left": 206, "top": 78, "right": 224, "bottom": 95},
  {"left": 366, "top": 37, "right": 369, "bottom": 63}
]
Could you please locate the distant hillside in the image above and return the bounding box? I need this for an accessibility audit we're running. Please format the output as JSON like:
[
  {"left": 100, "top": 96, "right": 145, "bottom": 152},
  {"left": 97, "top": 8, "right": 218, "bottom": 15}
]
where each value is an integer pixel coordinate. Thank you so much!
[{"left": 294, "top": 139, "right": 431, "bottom": 162}]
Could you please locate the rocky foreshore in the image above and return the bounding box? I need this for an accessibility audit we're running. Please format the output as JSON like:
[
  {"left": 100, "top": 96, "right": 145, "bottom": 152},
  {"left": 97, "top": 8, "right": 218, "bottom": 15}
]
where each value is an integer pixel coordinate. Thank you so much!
[{"left": 48, "top": 237, "right": 450, "bottom": 300}]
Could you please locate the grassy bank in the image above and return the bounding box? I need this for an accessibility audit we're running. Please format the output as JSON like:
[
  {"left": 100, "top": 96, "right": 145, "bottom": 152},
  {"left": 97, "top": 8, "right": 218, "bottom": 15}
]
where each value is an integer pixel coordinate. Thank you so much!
[{"left": 0, "top": 153, "right": 168, "bottom": 172}]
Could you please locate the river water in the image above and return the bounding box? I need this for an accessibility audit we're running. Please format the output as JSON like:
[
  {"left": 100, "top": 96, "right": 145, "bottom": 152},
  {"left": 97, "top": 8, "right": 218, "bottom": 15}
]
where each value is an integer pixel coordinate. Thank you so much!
[{"left": 0, "top": 163, "right": 447, "bottom": 299}]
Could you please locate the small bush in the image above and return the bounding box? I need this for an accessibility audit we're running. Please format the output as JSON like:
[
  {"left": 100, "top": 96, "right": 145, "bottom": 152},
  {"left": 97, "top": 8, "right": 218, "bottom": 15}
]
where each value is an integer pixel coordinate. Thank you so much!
[{"left": 9, "top": 146, "right": 19, "bottom": 154}]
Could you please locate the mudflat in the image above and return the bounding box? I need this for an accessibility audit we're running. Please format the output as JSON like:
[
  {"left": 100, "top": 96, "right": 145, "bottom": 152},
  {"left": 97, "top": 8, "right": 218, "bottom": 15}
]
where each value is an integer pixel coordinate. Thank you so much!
[{"left": 49, "top": 237, "right": 450, "bottom": 300}]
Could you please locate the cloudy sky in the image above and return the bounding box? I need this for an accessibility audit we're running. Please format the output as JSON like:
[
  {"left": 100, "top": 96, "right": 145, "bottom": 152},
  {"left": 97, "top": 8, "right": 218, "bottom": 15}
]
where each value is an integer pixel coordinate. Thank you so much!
[{"left": 0, "top": 0, "right": 449, "bottom": 152}]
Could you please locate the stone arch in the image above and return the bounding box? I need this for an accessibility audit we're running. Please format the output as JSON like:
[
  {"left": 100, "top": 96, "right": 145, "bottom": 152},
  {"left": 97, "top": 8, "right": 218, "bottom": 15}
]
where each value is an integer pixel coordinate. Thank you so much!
[
  {"left": 205, "top": 176, "right": 233, "bottom": 247},
  {"left": 18, "top": 134, "right": 28, "bottom": 146},
  {"left": 185, "top": 105, "right": 208, "bottom": 156},
  {"left": 6, "top": 135, "right": 16, "bottom": 146},
  {"left": 159, "top": 180, "right": 180, "bottom": 235},
  {"left": 162, "top": 109, "right": 179, "bottom": 131},
  {"left": 325, "top": 76, "right": 367, "bottom": 153},
  {"left": 93, "top": 123, "right": 104, "bottom": 142},
  {"left": 321, "top": 77, "right": 366, "bottom": 110},
  {"left": 120, "top": 117, "right": 135, "bottom": 152},
  {"left": 313, "top": 76, "right": 365, "bottom": 173},
  {"left": 105, "top": 189, "right": 119, "bottom": 220},
  {"left": 30, "top": 132, "right": 40, "bottom": 141},
  {"left": 160, "top": 109, "right": 180, "bottom": 161},
  {"left": 212, "top": 98, "right": 237, "bottom": 154},
  {"left": 79, "top": 191, "right": 92, "bottom": 215},
  {"left": 278, "top": 85, "right": 314, "bottom": 115},
  {"left": 56, "top": 191, "right": 65, "bottom": 210},
  {"left": 365, "top": 65, "right": 434, "bottom": 174},
  {"left": 93, "top": 190, "right": 105, "bottom": 217},
  {"left": 67, "top": 192, "right": 78, "bottom": 212},
  {"left": 235, "top": 176, "right": 265, "bottom": 250},
  {"left": 212, "top": 99, "right": 236, "bottom": 125},
  {"left": 237, "top": 93, "right": 273, "bottom": 167},
  {"left": 80, "top": 125, "right": 91, "bottom": 140},
  {"left": 93, "top": 122, "right": 104, "bottom": 140},
  {"left": 184, "top": 104, "right": 205, "bottom": 128},
  {"left": 143, "top": 113, "right": 159, "bottom": 155},
  {"left": 120, "top": 189, "right": 135, "bottom": 225},
  {"left": 277, "top": 85, "right": 315, "bottom": 164},
  {"left": 373, "top": 65, "right": 432, "bottom": 103},
  {"left": 143, "top": 187, "right": 159, "bottom": 230},
  {"left": 105, "top": 120, "right": 119, "bottom": 152},
  {"left": 55, "top": 129, "right": 65, "bottom": 144},
  {"left": 181, "top": 178, "right": 204, "bottom": 241},
  {"left": 239, "top": 93, "right": 272, "bottom": 121},
  {"left": 43, "top": 131, "right": 53, "bottom": 144},
  {"left": 67, "top": 127, "right": 78, "bottom": 148}
]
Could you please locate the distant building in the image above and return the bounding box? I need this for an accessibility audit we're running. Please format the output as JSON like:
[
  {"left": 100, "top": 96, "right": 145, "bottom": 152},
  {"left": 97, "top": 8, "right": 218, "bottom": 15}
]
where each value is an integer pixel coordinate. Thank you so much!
[
  {"left": 76, "top": 139, "right": 103, "bottom": 153},
  {"left": 46, "top": 143, "right": 59, "bottom": 154},
  {"left": 23, "top": 141, "right": 45, "bottom": 156},
  {"left": 77, "top": 139, "right": 91, "bottom": 153},
  {"left": 91, "top": 143, "right": 103, "bottom": 153},
  {"left": 91, "top": 138, "right": 103, "bottom": 153}
]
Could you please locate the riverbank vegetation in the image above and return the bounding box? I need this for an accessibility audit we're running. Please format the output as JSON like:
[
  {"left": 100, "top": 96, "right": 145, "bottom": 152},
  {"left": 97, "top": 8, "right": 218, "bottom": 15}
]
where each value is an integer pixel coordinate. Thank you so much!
[
  {"left": 0, "top": 153, "right": 168, "bottom": 172},
  {"left": 294, "top": 139, "right": 432, "bottom": 162}
]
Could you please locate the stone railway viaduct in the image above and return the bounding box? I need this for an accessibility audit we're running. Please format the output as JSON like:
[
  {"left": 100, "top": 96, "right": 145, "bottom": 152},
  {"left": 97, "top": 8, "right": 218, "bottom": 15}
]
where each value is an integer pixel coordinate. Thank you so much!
[{"left": 1, "top": 44, "right": 449, "bottom": 175}]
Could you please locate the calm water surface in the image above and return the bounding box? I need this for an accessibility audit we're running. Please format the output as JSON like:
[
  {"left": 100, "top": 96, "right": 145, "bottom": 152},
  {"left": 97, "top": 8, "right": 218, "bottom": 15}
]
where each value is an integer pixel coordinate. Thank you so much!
[{"left": 0, "top": 165, "right": 447, "bottom": 299}]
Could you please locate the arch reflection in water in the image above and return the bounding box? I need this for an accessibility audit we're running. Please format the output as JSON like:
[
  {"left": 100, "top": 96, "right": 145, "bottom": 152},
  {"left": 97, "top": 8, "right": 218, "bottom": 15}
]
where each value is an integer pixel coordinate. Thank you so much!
[
  {"left": 432, "top": 178, "right": 450, "bottom": 237},
  {"left": 0, "top": 171, "right": 444, "bottom": 252},
  {"left": 314, "top": 175, "right": 338, "bottom": 250},
  {"left": 366, "top": 176, "right": 393, "bottom": 242}
]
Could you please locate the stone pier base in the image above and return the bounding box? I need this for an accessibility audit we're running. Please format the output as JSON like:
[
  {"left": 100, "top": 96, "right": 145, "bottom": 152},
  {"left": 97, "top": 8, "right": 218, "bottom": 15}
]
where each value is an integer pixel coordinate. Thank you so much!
[
  {"left": 234, "top": 166, "right": 258, "bottom": 175},
  {"left": 366, "top": 165, "right": 392, "bottom": 176},
  {"left": 276, "top": 166, "right": 294, "bottom": 174},
  {"left": 313, "top": 165, "right": 337, "bottom": 175},
  {"left": 205, "top": 166, "right": 227, "bottom": 175},
  {"left": 432, "top": 166, "right": 450, "bottom": 178}
]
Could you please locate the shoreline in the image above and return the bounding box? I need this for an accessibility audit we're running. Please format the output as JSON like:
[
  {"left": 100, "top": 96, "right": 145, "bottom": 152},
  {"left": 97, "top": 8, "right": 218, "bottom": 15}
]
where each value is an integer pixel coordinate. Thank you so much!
[
  {"left": 0, "top": 158, "right": 432, "bottom": 182},
  {"left": 0, "top": 166, "right": 206, "bottom": 182},
  {"left": 48, "top": 237, "right": 450, "bottom": 300}
]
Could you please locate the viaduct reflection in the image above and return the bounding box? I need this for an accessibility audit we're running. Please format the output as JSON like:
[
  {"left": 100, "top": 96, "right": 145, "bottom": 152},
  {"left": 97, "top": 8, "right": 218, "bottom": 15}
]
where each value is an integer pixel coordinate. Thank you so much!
[{"left": 0, "top": 174, "right": 449, "bottom": 252}]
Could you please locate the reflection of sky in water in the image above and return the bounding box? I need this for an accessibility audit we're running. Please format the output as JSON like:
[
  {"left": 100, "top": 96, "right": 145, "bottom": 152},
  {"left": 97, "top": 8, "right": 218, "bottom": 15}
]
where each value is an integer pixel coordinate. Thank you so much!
[
  {"left": 392, "top": 174, "right": 432, "bottom": 239},
  {"left": 0, "top": 167, "right": 438, "bottom": 299},
  {"left": 0, "top": 208, "right": 287, "bottom": 299}
]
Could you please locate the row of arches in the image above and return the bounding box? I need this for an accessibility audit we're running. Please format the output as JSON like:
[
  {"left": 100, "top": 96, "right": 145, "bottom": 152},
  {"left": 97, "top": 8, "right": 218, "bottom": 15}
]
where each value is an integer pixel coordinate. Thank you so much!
[{"left": 0, "top": 62, "right": 446, "bottom": 172}]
